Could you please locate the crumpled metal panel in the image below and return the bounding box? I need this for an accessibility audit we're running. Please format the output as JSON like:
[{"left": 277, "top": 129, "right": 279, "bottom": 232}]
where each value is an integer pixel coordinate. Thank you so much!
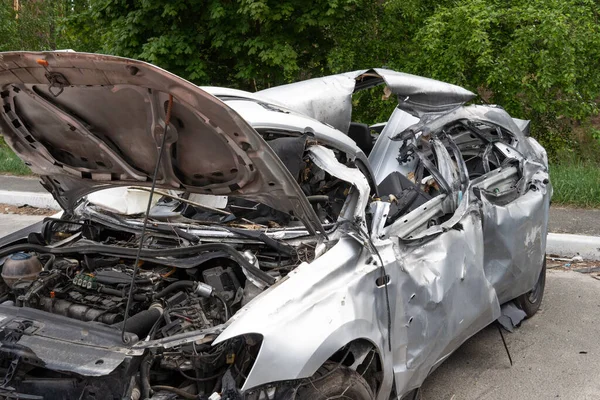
[
  {"left": 216, "top": 203, "right": 504, "bottom": 397},
  {"left": 481, "top": 174, "right": 551, "bottom": 304},
  {"left": 372, "top": 68, "right": 475, "bottom": 116},
  {"left": 18, "top": 335, "right": 129, "bottom": 376},
  {"left": 257, "top": 69, "right": 474, "bottom": 133},
  {"left": 399, "top": 105, "right": 538, "bottom": 159},
  {"left": 0, "top": 304, "right": 144, "bottom": 376},
  {"left": 213, "top": 237, "right": 393, "bottom": 395},
  {"left": 390, "top": 207, "right": 500, "bottom": 392},
  {"left": 215, "top": 108, "right": 550, "bottom": 398},
  {"left": 257, "top": 71, "right": 364, "bottom": 133}
]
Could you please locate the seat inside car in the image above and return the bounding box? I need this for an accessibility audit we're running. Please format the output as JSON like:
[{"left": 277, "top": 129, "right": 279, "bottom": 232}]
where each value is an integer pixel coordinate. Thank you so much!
[
  {"left": 348, "top": 122, "right": 374, "bottom": 155},
  {"left": 377, "top": 171, "right": 432, "bottom": 221}
]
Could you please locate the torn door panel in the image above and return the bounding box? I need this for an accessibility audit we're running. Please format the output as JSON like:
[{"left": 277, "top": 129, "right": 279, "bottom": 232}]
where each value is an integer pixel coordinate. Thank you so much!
[
  {"left": 390, "top": 208, "right": 500, "bottom": 392},
  {"left": 481, "top": 176, "right": 551, "bottom": 304}
]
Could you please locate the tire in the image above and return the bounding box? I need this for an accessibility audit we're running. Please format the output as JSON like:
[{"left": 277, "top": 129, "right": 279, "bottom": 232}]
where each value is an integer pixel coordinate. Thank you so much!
[
  {"left": 401, "top": 388, "right": 422, "bottom": 400},
  {"left": 296, "top": 362, "right": 375, "bottom": 400},
  {"left": 516, "top": 258, "right": 546, "bottom": 318}
]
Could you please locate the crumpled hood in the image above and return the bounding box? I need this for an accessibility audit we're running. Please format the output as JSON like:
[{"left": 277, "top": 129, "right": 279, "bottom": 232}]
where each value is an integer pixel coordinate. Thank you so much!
[{"left": 0, "top": 51, "right": 324, "bottom": 235}]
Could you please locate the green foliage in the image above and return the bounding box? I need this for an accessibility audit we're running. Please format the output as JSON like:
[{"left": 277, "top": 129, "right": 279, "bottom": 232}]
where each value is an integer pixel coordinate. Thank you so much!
[
  {"left": 2, "top": 0, "right": 600, "bottom": 164},
  {"left": 550, "top": 161, "right": 600, "bottom": 207},
  {"left": 0, "top": 0, "right": 94, "bottom": 52},
  {"left": 351, "top": 87, "right": 398, "bottom": 125},
  {"left": 408, "top": 0, "right": 600, "bottom": 157},
  {"left": 0, "top": 136, "right": 30, "bottom": 176},
  {"left": 70, "top": 0, "right": 382, "bottom": 89}
]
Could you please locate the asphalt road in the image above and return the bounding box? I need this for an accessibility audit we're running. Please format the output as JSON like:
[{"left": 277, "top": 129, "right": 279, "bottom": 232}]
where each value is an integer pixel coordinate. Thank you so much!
[
  {"left": 0, "top": 175, "right": 45, "bottom": 193},
  {"left": 549, "top": 206, "right": 600, "bottom": 236},
  {"left": 0, "top": 216, "right": 598, "bottom": 399},
  {"left": 420, "top": 269, "right": 600, "bottom": 399}
]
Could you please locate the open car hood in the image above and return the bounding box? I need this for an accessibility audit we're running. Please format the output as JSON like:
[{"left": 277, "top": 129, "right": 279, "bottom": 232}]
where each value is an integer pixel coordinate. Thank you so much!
[{"left": 0, "top": 51, "right": 324, "bottom": 235}]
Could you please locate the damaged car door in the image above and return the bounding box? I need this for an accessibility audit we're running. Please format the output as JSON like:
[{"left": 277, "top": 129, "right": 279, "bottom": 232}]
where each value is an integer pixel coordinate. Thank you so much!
[{"left": 371, "top": 120, "right": 500, "bottom": 393}]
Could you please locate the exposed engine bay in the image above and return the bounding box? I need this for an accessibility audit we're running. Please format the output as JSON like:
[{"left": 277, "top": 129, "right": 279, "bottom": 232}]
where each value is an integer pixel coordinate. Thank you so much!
[
  {"left": 0, "top": 219, "right": 304, "bottom": 398},
  {"left": 0, "top": 140, "right": 356, "bottom": 399}
]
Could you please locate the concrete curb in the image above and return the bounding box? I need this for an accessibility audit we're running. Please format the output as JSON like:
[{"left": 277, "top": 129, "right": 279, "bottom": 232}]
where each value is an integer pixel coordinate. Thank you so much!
[
  {"left": 0, "top": 190, "right": 61, "bottom": 210},
  {"left": 547, "top": 233, "right": 600, "bottom": 261}
]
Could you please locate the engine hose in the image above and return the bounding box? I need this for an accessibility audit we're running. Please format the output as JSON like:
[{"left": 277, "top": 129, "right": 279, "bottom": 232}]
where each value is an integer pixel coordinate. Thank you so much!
[
  {"left": 0, "top": 243, "right": 276, "bottom": 286},
  {"left": 140, "top": 354, "right": 153, "bottom": 399},
  {"left": 112, "top": 305, "right": 163, "bottom": 339},
  {"left": 151, "top": 386, "right": 197, "bottom": 400},
  {"left": 42, "top": 254, "right": 55, "bottom": 271},
  {"left": 212, "top": 291, "right": 230, "bottom": 321},
  {"left": 153, "top": 281, "right": 195, "bottom": 299},
  {"left": 306, "top": 195, "right": 330, "bottom": 203}
]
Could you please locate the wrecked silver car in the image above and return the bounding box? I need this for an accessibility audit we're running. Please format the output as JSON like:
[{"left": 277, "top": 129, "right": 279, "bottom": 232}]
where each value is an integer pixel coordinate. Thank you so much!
[{"left": 0, "top": 52, "right": 551, "bottom": 399}]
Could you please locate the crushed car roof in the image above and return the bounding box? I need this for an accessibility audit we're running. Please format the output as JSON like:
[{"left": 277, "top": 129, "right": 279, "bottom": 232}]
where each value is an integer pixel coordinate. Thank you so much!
[{"left": 256, "top": 68, "right": 476, "bottom": 133}]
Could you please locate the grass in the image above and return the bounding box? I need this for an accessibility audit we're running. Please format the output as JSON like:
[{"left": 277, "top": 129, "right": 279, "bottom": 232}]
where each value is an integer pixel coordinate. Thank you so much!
[
  {"left": 0, "top": 136, "right": 32, "bottom": 176},
  {"left": 550, "top": 162, "right": 600, "bottom": 207}
]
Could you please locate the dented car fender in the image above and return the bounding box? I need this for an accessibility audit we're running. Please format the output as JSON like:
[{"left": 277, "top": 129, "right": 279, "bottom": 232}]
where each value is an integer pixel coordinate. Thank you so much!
[{"left": 214, "top": 236, "right": 394, "bottom": 395}]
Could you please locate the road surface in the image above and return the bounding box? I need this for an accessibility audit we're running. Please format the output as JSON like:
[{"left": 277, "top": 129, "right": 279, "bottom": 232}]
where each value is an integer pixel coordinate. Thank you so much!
[{"left": 420, "top": 269, "right": 600, "bottom": 399}]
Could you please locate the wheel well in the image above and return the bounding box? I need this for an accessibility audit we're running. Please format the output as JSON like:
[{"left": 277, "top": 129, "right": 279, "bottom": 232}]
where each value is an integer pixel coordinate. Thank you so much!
[{"left": 326, "top": 338, "right": 384, "bottom": 395}]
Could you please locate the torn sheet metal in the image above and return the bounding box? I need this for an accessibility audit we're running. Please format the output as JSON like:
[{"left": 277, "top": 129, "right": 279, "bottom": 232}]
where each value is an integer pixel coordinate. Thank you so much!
[
  {"left": 390, "top": 208, "right": 500, "bottom": 391},
  {"left": 498, "top": 302, "right": 527, "bottom": 332},
  {"left": 307, "top": 145, "right": 371, "bottom": 223},
  {"left": 257, "top": 69, "right": 474, "bottom": 133},
  {"left": 393, "top": 105, "right": 540, "bottom": 162},
  {"left": 369, "top": 108, "right": 420, "bottom": 184},
  {"left": 257, "top": 71, "right": 364, "bottom": 133},
  {"left": 219, "top": 95, "right": 371, "bottom": 168},
  {"left": 371, "top": 68, "right": 476, "bottom": 117}
]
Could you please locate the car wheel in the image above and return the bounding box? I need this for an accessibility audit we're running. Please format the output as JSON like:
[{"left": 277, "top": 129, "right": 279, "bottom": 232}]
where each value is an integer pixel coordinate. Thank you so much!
[
  {"left": 516, "top": 258, "right": 546, "bottom": 318},
  {"left": 296, "top": 362, "right": 375, "bottom": 400}
]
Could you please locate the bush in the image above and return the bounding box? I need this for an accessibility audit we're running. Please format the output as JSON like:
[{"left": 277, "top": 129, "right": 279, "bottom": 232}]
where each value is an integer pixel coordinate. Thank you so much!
[
  {"left": 407, "top": 0, "right": 600, "bottom": 160},
  {"left": 0, "top": 136, "right": 31, "bottom": 176}
]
